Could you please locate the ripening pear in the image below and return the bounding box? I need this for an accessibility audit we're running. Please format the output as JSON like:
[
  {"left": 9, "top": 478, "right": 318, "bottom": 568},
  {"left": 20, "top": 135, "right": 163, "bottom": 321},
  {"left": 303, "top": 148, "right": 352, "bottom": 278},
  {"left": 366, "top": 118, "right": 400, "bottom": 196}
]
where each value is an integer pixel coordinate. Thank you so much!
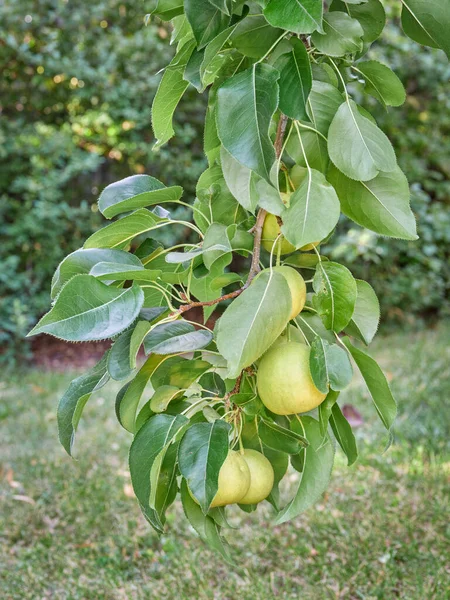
[
  {"left": 261, "top": 213, "right": 296, "bottom": 255},
  {"left": 209, "top": 450, "right": 251, "bottom": 507},
  {"left": 257, "top": 342, "right": 326, "bottom": 415},
  {"left": 271, "top": 266, "right": 306, "bottom": 319},
  {"left": 239, "top": 449, "right": 274, "bottom": 505}
]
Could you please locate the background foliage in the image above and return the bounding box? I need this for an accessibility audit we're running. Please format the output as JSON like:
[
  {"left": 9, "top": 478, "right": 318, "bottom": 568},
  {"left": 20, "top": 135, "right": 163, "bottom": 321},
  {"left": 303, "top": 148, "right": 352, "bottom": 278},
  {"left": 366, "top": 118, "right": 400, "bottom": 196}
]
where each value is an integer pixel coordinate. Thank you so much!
[{"left": 1, "top": 0, "right": 449, "bottom": 364}]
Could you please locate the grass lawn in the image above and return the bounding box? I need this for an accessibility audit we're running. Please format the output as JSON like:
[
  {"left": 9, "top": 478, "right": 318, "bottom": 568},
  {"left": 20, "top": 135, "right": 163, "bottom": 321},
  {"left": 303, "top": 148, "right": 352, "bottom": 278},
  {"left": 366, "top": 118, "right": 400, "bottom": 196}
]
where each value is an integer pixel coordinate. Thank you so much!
[{"left": 1, "top": 324, "right": 449, "bottom": 600}]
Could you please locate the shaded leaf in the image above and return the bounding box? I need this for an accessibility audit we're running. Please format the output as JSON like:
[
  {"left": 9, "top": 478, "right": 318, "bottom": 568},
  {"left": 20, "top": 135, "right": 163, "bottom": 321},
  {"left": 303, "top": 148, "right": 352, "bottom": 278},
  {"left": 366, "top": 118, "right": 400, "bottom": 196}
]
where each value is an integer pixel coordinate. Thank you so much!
[
  {"left": 355, "top": 61, "right": 406, "bottom": 107},
  {"left": 180, "top": 479, "right": 233, "bottom": 561},
  {"left": 312, "top": 261, "right": 357, "bottom": 332},
  {"left": 152, "top": 39, "right": 195, "bottom": 149},
  {"left": 178, "top": 420, "right": 230, "bottom": 512},
  {"left": 98, "top": 175, "right": 183, "bottom": 219},
  {"left": 311, "top": 11, "right": 363, "bottom": 57},
  {"left": 51, "top": 248, "right": 142, "bottom": 299},
  {"left": 108, "top": 328, "right": 135, "bottom": 381},
  {"left": 216, "top": 64, "right": 280, "bottom": 183},
  {"left": 129, "top": 414, "right": 187, "bottom": 532},
  {"left": 216, "top": 270, "right": 292, "bottom": 378},
  {"left": 264, "top": 0, "right": 324, "bottom": 35},
  {"left": 276, "top": 416, "right": 334, "bottom": 524},
  {"left": 84, "top": 209, "right": 166, "bottom": 250},
  {"left": 258, "top": 418, "right": 308, "bottom": 455},
  {"left": 318, "top": 390, "right": 340, "bottom": 437},
  {"left": 401, "top": 0, "right": 450, "bottom": 59},
  {"left": 275, "top": 38, "right": 312, "bottom": 120},
  {"left": 345, "top": 279, "right": 380, "bottom": 345},
  {"left": 309, "top": 337, "right": 353, "bottom": 394},
  {"left": 328, "top": 164, "right": 418, "bottom": 240},
  {"left": 328, "top": 100, "right": 397, "bottom": 181},
  {"left": 330, "top": 403, "right": 358, "bottom": 466},
  {"left": 184, "top": 0, "right": 230, "bottom": 48},
  {"left": 144, "top": 321, "right": 213, "bottom": 355},
  {"left": 330, "top": 0, "right": 385, "bottom": 44},
  {"left": 343, "top": 338, "right": 397, "bottom": 430},
  {"left": 281, "top": 166, "right": 340, "bottom": 250},
  {"left": 57, "top": 353, "right": 110, "bottom": 456}
]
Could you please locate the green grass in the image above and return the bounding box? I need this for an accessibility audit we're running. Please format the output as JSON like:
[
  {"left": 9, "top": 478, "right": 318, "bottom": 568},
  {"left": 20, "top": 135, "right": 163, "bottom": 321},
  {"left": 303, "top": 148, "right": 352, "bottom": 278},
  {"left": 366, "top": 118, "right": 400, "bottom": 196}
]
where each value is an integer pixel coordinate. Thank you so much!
[{"left": 1, "top": 324, "right": 449, "bottom": 600}]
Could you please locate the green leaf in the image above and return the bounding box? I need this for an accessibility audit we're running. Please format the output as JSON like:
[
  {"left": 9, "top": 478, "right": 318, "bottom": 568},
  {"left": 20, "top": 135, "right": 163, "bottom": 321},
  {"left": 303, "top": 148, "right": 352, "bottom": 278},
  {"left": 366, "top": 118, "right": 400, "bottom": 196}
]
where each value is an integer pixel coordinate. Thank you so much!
[
  {"left": 98, "top": 175, "right": 183, "bottom": 219},
  {"left": 329, "top": 403, "right": 358, "bottom": 466},
  {"left": 129, "top": 414, "right": 188, "bottom": 532},
  {"left": 275, "top": 38, "right": 312, "bottom": 120},
  {"left": 180, "top": 479, "right": 233, "bottom": 562},
  {"left": 330, "top": 0, "right": 385, "bottom": 44},
  {"left": 220, "top": 147, "right": 285, "bottom": 215},
  {"left": 207, "top": 0, "right": 232, "bottom": 15},
  {"left": 275, "top": 416, "right": 334, "bottom": 524},
  {"left": 148, "top": 442, "right": 180, "bottom": 527},
  {"left": 150, "top": 385, "right": 183, "bottom": 413},
  {"left": 200, "top": 25, "right": 237, "bottom": 88},
  {"left": 57, "top": 353, "right": 110, "bottom": 456},
  {"left": 264, "top": 0, "right": 324, "bottom": 35},
  {"left": 328, "top": 164, "right": 418, "bottom": 240},
  {"left": 313, "top": 262, "right": 357, "bottom": 333},
  {"left": 117, "top": 354, "right": 166, "bottom": 433},
  {"left": 152, "top": 39, "right": 195, "bottom": 149},
  {"left": 51, "top": 248, "right": 142, "bottom": 299},
  {"left": 89, "top": 263, "right": 161, "bottom": 282},
  {"left": 311, "top": 11, "right": 363, "bottom": 56},
  {"left": 401, "top": 0, "right": 450, "bottom": 59},
  {"left": 309, "top": 337, "right": 353, "bottom": 394},
  {"left": 202, "top": 222, "right": 232, "bottom": 270},
  {"left": 343, "top": 338, "right": 397, "bottom": 430},
  {"left": 287, "top": 130, "right": 329, "bottom": 173},
  {"left": 318, "top": 390, "right": 339, "bottom": 437},
  {"left": 258, "top": 418, "right": 308, "bottom": 455},
  {"left": 170, "top": 15, "right": 192, "bottom": 45},
  {"left": 216, "top": 64, "right": 280, "bottom": 183},
  {"left": 143, "top": 321, "right": 213, "bottom": 354},
  {"left": 184, "top": 0, "right": 230, "bottom": 49},
  {"left": 28, "top": 275, "right": 144, "bottom": 342},
  {"left": 230, "top": 15, "right": 284, "bottom": 59},
  {"left": 216, "top": 270, "right": 292, "bottom": 378},
  {"left": 281, "top": 166, "right": 340, "bottom": 249},
  {"left": 151, "top": 356, "right": 210, "bottom": 389},
  {"left": 328, "top": 99, "right": 397, "bottom": 181},
  {"left": 108, "top": 328, "right": 135, "bottom": 381},
  {"left": 306, "top": 81, "right": 344, "bottom": 135},
  {"left": 84, "top": 209, "right": 166, "bottom": 250},
  {"left": 345, "top": 280, "right": 380, "bottom": 345},
  {"left": 150, "top": 0, "right": 184, "bottom": 20},
  {"left": 355, "top": 61, "right": 406, "bottom": 107},
  {"left": 129, "top": 321, "right": 154, "bottom": 369},
  {"left": 295, "top": 312, "right": 336, "bottom": 345},
  {"left": 178, "top": 420, "right": 230, "bottom": 512},
  {"left": 184, "top": 47, "right": 205, "bottom": 91}
]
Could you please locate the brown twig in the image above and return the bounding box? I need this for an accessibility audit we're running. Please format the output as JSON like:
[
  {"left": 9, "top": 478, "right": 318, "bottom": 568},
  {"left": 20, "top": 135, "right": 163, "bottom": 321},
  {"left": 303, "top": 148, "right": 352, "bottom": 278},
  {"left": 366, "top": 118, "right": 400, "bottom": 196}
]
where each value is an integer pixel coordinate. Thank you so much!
[{"left": 172, "top": 113, "right": 289, "bottom": 318}]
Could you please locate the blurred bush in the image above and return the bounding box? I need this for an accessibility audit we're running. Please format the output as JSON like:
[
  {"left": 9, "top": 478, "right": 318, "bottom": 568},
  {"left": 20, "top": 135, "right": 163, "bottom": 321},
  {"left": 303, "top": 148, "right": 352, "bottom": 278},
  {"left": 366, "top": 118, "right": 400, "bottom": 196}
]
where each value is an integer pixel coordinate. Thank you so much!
[
  {"left": 0, "top": 0, "right": 206, "bottom": 363},
  {"left": 1, "top": 1, "right": 449, "bottom": 364}
]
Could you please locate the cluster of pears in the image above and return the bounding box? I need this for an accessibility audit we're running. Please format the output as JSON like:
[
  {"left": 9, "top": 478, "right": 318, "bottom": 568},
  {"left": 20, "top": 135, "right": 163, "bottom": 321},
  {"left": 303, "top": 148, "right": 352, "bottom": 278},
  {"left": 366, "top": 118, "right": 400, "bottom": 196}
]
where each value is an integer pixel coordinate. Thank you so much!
[
  {"left": 207, "top": 213, "right": 327, "bottom": 509},
  {"left": 209, "top": 448, "right": 275, "bottom": 507}
]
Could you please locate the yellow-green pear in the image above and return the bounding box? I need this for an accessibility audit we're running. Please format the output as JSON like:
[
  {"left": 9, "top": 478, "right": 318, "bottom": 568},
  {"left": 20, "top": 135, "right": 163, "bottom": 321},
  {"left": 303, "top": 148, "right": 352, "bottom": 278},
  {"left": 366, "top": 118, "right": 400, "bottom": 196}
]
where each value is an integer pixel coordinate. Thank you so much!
[
  {"left": 257, "top": 342, "right": 326, "bottom": 415},
  {"left": 261, "top": 213, "right": 296, "bottom": 255},
  {"left": 210, "top": 450, "right": 251, "bottom": 507},
  {"left": 239, "top": 449, "right": 274, "bottom": 505},
  {"left": 271, "top": 266, "right": 306, "bottom": 319}
]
